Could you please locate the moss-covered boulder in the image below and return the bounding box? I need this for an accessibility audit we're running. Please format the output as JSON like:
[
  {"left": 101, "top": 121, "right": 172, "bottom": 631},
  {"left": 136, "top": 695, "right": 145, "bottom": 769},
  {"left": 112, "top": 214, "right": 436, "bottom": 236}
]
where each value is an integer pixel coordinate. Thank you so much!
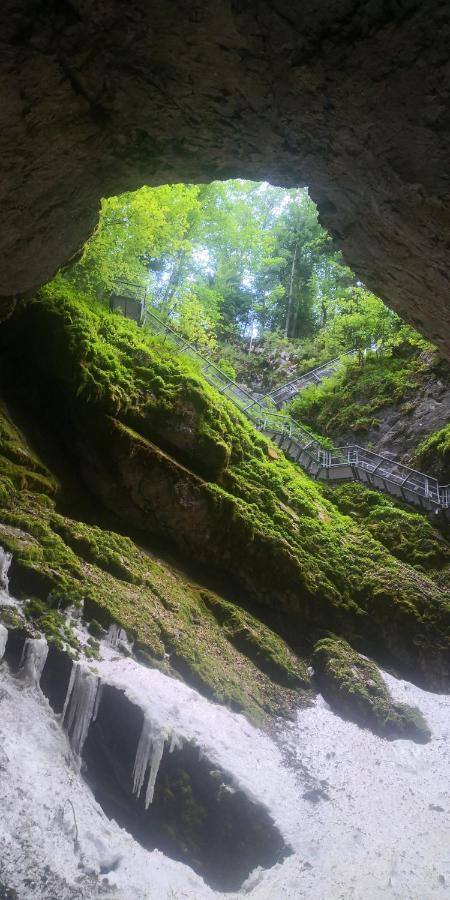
[
  {"left": 0, "top": 293, "right": 449, "bottom": 691},
  {"left": 312, "top": 636, "right": 431, "bottom": 743}
]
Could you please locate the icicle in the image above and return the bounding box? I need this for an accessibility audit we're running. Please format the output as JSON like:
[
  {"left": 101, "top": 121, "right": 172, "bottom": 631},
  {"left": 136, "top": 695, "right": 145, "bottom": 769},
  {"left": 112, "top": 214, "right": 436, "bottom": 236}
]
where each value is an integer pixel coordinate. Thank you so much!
[
  {"left": 63, "top": 662, "right": 99, "bottom": 758},
  {"left": 20, "top": 637, "right": 48, "bottom": 685},
  {"left": 0, "top": 545, "right": 12, "bottom": 591},
  {"left": 107, "top": 624, "right": 128, "bottom": 648},
  {"left": 92, "top": 682, "right": 103, "bottom": 722},
  {"left": 132, "top": 716, "right": 167, "bottom": 809},
  {"left": 0, "top": 623, "right": 8, "bottom": 661},
  {"left": 169, "top": 732, "right": 183, "bottom": 754}
]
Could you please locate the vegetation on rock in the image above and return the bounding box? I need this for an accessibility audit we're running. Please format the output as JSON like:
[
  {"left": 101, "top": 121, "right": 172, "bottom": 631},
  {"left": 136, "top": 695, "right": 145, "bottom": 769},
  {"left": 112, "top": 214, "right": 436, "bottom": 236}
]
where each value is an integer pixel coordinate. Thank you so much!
[
  {"left": 413, "top": 425, "right": 450, "bottom": 484},
  {"left": 0, "top": 292, "right": 448, "bottom": 694},
  {"left": 322, "top": 482, "right": 450, "bottom": 572},
  {"left": 0, "top": 403, "right": 310, "bottom": 722},
  {"left": 288, "top": 339, "right": 432, "bottom": 438},
  {"left": 312, "top": 636, "right": 431, "bottom": 742}
]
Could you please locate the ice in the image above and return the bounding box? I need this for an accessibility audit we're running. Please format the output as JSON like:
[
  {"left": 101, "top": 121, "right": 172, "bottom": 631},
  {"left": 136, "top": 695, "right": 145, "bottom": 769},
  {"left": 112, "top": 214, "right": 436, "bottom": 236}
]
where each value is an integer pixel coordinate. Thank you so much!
[
  {"left": 0, "top": 667, "right": 215, "bottom": 900},
  {"left": 107, "top": 623, "right": 131, "bottom": 650},
  {"left": 62, "top": 662, "right": 100, "bottom": 759},
  {"left": 1, "top": 545, "right": 449, "bottom": 899},
  {"left": 0, "top": 544, "right": 12, "bottom": 591},
  {"left": 132, "top": 716, "right": 168, "bottom": 808},
  {"left": 0, "top": 544, "right": 19, "bottom": 610},
  {"left": 20, "top": 636, "right": 49, "bottom": 685},
  {"left": 0, "top": 622, "right": 8, "bottom": 660}
]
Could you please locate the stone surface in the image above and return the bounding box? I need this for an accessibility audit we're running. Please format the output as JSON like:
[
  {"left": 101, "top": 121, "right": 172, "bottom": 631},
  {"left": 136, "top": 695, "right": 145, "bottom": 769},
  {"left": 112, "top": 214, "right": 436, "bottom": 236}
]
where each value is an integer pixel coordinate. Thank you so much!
[
  {"left": 1, "top": 2, "right": 450, "bottom": 354},
  {"left": 328, "top": 361, "right": 450, "bottom": 468}
]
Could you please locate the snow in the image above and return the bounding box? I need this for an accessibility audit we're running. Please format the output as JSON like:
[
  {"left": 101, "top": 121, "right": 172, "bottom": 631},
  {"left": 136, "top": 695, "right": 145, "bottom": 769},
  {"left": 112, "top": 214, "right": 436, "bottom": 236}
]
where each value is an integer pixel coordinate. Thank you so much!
[
  {"left": 0, "top": 542, "right": 449, "bottom": 899},
  {"left": 0, "top": 670, "right": 216, "bottom": 900}
]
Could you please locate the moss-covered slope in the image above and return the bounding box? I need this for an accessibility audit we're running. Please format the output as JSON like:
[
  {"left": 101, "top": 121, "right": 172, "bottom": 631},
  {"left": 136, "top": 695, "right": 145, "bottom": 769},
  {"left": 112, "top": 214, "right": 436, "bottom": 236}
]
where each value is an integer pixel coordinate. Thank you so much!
[
  {"left": 321, "top": 482, "right": 450, "bottom": 571},
  {"left": 1, "top": 294, "right": 449, "bottom": 691},
  {"left": 0, "top": 403, "right": 309, "bottom": 723}
]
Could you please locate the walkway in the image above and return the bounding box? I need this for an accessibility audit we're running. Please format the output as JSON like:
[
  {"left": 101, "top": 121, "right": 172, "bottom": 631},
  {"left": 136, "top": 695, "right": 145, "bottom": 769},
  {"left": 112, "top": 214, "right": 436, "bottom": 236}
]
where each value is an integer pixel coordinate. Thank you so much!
[
  {"left": 266, "top": 350, "right": 358, "bottom": 407},
  {"left": 134, "top": 303, "right": 449, "bottom": 516}
]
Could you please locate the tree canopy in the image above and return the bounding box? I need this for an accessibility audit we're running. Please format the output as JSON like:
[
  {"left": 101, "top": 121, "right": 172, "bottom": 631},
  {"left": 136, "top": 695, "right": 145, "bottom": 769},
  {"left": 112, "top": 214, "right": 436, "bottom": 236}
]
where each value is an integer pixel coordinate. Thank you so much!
[{"left": 49, "top": 179, "right": 416, "bottom": 357}]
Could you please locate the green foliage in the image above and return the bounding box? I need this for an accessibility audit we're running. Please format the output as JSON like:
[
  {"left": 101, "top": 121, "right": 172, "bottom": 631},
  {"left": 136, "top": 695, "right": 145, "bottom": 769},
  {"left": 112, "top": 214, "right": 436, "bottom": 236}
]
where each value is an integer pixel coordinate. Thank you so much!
[
  {"left": 313, "top": 636, "right": 431, "bottom": 742},
  {"left": 216, "top": 358, "right": 237, "bottom": 382},
  {"left": 45, "top": 179, "right": 373, "bottom": 350},
  {"left": 61, "top": 184, "right": 202, "bottom": 298},
  {"left": 413, "top": 425, "right": 450, "bottom": 483},
  {"left": 288, "top": 345, "right": 429, "bottom": 437}
]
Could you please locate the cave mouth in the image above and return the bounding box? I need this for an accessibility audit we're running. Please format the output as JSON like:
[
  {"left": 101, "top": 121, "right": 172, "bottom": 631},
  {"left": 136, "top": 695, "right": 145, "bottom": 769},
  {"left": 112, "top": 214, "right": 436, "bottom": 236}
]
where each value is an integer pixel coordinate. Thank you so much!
[{"left": 44, "top": 176, "right": 408, "bottom": 376}]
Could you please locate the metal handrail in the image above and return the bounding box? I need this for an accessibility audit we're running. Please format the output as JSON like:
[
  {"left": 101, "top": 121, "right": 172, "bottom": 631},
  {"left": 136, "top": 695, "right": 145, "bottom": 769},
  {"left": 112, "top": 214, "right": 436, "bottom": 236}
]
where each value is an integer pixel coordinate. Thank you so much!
[
  {"left": 115, "top": 303, "right": 449, "bottom": 512},
  {"left": 266, "top": 348, "right": 358, "bottom": 405}
]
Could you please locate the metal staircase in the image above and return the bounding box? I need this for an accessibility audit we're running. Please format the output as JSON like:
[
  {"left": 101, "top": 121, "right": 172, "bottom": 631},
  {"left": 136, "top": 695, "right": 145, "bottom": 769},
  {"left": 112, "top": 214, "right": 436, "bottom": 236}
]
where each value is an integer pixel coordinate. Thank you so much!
[
  {"left": 266, "top": 349, "right": 358, "bottom": 408},
  {"left": 113, "top": 296, "right": 449, "bottom": 517}
]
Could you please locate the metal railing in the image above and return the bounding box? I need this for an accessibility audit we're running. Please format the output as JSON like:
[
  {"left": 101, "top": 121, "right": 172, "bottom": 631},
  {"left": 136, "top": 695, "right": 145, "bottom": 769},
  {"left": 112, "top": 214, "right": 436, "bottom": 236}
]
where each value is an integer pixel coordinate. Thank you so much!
[
  {"left": 266, "top": 349, "right": 358, "bottom": 407},
  {"left": 112, "top": 301, "right": 449, "bottom": 514}
]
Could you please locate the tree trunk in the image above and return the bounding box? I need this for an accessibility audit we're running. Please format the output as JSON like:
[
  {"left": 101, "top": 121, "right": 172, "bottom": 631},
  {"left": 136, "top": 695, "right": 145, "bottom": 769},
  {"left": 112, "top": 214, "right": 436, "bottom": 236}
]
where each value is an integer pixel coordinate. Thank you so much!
[{"left": 284, "top": 244, "right": 298, "bottom": 339}]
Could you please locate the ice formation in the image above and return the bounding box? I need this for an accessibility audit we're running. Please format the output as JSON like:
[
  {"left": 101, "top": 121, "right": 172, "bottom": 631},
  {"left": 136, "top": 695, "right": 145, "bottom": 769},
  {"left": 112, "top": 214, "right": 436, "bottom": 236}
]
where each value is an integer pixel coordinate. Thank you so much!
[
  {"left": 0, "top": 622, "right": 8, "bottom": 660},
  {"left": 0, "top": 545, "right": 11, "bottom": 591},
  {"left": 62, "top": 662, "right": 100, "bottom": 758},
  {"left": 107, "top": 623, "right": 130, "bottom": 649},
  {"left": 132, "top": 715, "right": 168, "bottom": 808},
  {"left": 1, "top": 544, "right": 449, "bottom": 899},
  {"left": 20, "top": 636, "right": 49, "bottom": 685}
]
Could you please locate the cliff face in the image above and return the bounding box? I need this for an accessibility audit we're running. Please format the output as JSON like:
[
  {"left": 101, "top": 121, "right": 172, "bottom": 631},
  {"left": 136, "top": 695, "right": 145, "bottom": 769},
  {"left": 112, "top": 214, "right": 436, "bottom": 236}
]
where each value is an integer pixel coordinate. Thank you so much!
[
  {"left": 2, "top": 2, "right": 450, "bottom": 355},
  {"left": 288, "top": 346, "right": 450, "bottom": 472},
  {"left": 0, "top": 295, "right": 448, "bottom": 693}
]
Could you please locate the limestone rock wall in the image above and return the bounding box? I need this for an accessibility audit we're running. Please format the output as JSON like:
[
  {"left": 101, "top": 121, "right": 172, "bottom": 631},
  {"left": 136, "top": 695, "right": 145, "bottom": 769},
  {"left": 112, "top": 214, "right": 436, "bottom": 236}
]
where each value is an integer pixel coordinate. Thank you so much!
[{"left": 2, "top": 1, "right": 450, "bottom": 354}]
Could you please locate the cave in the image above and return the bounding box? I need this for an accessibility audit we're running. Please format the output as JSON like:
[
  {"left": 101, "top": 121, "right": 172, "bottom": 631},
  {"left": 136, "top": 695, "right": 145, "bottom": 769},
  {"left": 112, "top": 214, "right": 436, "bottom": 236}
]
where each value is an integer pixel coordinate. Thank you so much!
[
  {"left": 82, "top": 683, "right": 290, "bottom": 891},
  {"left": 0, "top": 632, "right": 290, "bottom": 893},
  {"left": 2, "top": 1, "right": 450, "bottom": 356}
]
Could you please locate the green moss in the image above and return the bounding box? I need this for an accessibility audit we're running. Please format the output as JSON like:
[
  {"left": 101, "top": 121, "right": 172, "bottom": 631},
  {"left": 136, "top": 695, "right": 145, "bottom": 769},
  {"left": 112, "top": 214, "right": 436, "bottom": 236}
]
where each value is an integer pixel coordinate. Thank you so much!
[
  {"left": 413, "top": 424, "right": 450, "bottom": 483},
  {"left": 200, "top": 590, "right": 310, "bottom": 687},
  {"left": 0, "top": 455, "right": 307, "bottom": 722},
  {"left": 322, "top": 482, "right": 450, "bottom": 571},
  {"left": 287, "top": 349, "right": 431, "bottom": 438},
  {"left": 313, "top": 636, "right": 431, "bottom": 742},
  {"left": 25, "top": 597, "right": 81, "bottom": 652},
  {"left": 1, "top": 293, "right": 449, "bottom": 694}
]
